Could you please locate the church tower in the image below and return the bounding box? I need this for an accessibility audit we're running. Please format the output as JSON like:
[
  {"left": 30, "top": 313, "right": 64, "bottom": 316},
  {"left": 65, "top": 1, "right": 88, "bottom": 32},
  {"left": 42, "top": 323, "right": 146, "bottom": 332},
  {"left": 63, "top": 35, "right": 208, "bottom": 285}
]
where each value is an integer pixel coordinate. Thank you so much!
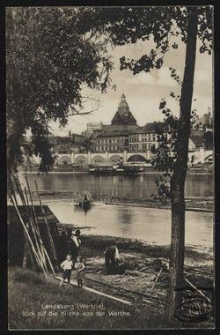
[{"left": 111, "top": 94, "right": 137, "bottom": 125}]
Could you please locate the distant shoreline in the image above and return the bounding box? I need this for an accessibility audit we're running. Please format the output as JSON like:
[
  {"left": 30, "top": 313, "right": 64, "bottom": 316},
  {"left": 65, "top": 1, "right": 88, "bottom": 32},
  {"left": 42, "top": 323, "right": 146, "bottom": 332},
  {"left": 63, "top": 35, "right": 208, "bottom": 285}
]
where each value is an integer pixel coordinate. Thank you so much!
[{"left": 19, "top": 170, "right": 213, "bottom": 175}]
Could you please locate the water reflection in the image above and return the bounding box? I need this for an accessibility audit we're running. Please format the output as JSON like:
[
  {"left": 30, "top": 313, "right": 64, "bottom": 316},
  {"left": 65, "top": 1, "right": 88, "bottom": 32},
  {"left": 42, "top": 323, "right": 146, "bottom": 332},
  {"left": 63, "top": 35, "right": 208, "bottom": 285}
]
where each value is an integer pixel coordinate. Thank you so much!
[
  {"left": 21, "top": 172, "right": 213, "bottom": 199},
  {"left": 19, "top": 172, "right": 213, "bottom": 248},
  {"left": 118, "top": 207, "right": 134, "bottom": 225}
]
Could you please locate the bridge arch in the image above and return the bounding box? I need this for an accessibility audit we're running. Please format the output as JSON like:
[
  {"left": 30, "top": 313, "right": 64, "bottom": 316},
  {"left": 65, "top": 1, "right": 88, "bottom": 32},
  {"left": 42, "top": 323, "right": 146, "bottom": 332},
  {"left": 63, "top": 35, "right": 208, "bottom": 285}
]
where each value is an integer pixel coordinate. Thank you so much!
[
  {"left": 189, "top": 154, "right": 200, "bottom": 164},
  {"left": 57, "top": 155, "right": 71, "bottom": 165},
  {"left": 74, "top": 155, "right": 88, "bottom": 164},
  {"left": 91, "top": 155, "right": 106, "bottom": 164},
  {"left": 127, "top": 154, "right": 147, "bottom": 162},
  {"left": 204, "top": 153, "right": 213, "bottom": 163},
  {"left": 108, "top": 155, "right": 122, "bottom": 164}
]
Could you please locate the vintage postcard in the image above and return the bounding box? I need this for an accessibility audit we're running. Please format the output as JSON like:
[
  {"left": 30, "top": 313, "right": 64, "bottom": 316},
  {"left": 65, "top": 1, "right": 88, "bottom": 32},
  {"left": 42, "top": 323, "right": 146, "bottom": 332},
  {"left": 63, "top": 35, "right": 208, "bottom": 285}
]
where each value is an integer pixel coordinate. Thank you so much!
[{"left": 7, "top": 6, "right": 214, "bottom": 330}]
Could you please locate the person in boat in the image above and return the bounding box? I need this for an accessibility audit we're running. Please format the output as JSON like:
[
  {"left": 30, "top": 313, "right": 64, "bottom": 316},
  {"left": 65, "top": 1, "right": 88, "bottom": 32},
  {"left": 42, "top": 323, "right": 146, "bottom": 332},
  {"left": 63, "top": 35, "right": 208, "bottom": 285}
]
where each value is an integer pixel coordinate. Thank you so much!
[
  {"left": 79, "top": 194, "right": 90, "bottom": 208},
  {"left": 67, "top": 229, "right": 81, "bottom": 261},
  {"left": 80, "top": 194, "right": 91, "bottom": 212}
]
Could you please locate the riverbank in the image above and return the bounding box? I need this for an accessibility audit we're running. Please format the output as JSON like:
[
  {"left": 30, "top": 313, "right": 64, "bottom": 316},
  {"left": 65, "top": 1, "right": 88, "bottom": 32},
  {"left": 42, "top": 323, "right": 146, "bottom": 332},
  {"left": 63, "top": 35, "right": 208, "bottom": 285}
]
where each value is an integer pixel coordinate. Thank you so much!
[
  {"left": 8, "top": 235, "right": 214, "bottom": 330},
  {"left": 8, "top": 204, "right": 214, "bottom": 329},
  {"left": 103, "top": 197, "right": 213, "bottom": 212},
  {"left": 8, "top": 229, "right": 214, "bottom": 330},
  {"left": 19, "top": 168, "right": 213, "bottom": 174},
  {"left": 57, "top": 227, "right": 213, "bottom": 298},
  {"left": 58, "top": 230, "right": 213, "bottom": 267}
]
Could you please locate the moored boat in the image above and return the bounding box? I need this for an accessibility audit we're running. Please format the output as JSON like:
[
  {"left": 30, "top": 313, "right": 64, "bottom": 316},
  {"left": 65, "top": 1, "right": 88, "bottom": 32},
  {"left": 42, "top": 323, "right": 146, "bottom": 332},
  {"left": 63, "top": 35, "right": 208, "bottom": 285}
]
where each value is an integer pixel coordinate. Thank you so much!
[
  {"left": 88, "top": 164, "right": 115, "bottom": 175},
  {"left": 88, "top": 163, "right": 144, "bottom": 175}
]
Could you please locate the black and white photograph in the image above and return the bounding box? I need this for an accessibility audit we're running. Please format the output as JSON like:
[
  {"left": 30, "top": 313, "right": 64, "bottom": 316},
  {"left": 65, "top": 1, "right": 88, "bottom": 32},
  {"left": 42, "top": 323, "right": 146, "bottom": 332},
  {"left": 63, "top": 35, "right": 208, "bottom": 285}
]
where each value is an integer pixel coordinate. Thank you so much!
[{"left": 6, "top": 6, "right": 214, "bottom": 330}]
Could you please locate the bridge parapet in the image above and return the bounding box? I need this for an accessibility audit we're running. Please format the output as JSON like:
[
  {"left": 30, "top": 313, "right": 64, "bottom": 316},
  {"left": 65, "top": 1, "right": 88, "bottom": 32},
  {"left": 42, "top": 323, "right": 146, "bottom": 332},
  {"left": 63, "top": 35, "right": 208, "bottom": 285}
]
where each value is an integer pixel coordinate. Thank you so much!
[{"left": 55, "top": 150, "right": 151, "bottom": 164}]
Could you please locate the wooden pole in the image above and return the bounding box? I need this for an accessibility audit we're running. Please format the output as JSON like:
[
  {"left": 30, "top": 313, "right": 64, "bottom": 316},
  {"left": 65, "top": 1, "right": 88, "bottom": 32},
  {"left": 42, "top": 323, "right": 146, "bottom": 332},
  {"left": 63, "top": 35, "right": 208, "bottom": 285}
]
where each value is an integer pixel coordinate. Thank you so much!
[
  {"left": 24, "top": 187, "right": 47, "bottom": 270},
  {"left": 11, "top": 179, "right": 34, "bottom": 270},
  {"left": 25, "top": 175, "right": 39, "bottom": 224},
  {"left": 24, "top": 184, "right": 47, "bottom": 263},
  {"left": 34, "top": 180, "right": 58, "bottom": 263},
  {"left": 184, "top": 278, "right": 211, "bottom": 303},
  {"left": 151, "top": 267, "right": 163, "bottom": 291},
  {"left": 10, "top": 175, "right": 55, "bottom": 274},
  {"left": 55, "top": 276, "right": 133, "bottom": 305},
  {"left": 10, "top": 184, "right": 47, "bottom": 274},
  {"left": 25, "top": 179, "right": 55, "bottom": 274},
  {"left": 10, "top": 195, "right": 48, "bottom": 277},
  {"left": 10, "top": 175, "right": 49, "bottom": 273}
]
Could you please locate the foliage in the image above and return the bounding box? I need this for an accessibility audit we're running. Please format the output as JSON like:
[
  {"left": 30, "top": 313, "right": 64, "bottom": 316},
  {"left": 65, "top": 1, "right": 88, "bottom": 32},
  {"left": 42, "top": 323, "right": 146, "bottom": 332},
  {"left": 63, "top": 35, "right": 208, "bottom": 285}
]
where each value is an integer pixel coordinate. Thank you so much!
[
  {"left": 6, "top": 7, "right": 112, "bottom": 174},
  {"left": 203, "top": 131, "right": 213, "bottom": 150},
  {"left": 151, "top": 99, "right": 199, "bottom": 203},
  {"left": 79, "top": 7, "right": 212, "bottom": 71}
]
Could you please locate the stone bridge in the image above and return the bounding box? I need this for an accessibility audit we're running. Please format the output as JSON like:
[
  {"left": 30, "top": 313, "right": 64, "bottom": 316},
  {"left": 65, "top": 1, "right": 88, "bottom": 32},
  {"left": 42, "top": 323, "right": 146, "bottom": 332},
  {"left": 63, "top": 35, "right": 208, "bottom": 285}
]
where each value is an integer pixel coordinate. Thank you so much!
[
  {"left": 55, "top": 148, "right": 213, "bottom": 166},
  {"left": 56, "top": 150, "right": 152, "bottom": 165}
]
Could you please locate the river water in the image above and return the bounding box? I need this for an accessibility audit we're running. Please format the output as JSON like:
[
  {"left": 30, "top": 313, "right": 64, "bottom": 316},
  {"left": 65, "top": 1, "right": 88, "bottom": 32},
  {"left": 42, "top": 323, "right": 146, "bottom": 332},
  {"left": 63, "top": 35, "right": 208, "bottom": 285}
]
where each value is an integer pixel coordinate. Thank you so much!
[
  {"left": 20, "top": 172, "right": 213, "bottom": 199},
  {"left": 19, "top": 172, "right": 214, "bottom": 248}
]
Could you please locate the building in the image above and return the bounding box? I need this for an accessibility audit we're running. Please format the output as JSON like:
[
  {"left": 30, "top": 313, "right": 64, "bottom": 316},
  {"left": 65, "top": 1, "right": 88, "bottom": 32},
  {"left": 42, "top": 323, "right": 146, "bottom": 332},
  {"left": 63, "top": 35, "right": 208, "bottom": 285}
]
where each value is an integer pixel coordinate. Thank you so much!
[
  {"left": 48, "top": 95, "right": 213, "bottom": 167},
  {"left": 51, "top": 133, "right": 87, "bottom": 165},
  {"left": 82, "top": 122, "right": 103, "bottom": 137},
  {"left": 129, "top": 122, "right": 167, "bottom": 153},
  {"left": 193, "top": 108, "right": 213, "bottom": 130},
  {"left": 91, "top": 95, "right": 169, "bottom": 161},
  {"left": 92, "top": 94, "right": 140, "bottom": 153}
]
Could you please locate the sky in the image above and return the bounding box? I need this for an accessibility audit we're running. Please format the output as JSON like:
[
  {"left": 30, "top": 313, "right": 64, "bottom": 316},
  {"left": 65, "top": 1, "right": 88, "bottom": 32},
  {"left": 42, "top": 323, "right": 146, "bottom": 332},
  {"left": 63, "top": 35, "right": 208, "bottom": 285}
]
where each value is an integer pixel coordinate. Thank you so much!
[{"left": 50, "top": 30, "right": 213, "bottom": 136}]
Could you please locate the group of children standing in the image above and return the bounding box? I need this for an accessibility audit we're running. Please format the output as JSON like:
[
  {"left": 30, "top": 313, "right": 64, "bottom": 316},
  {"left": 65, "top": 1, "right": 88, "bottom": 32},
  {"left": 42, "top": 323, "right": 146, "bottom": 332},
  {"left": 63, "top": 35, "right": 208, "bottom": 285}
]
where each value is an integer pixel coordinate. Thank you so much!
[
  {"left": 59, "top": 229, "right": 85, "bottom": 288},
  {"left": 59, "top": 228, "right": 123, "bottom": 288}
]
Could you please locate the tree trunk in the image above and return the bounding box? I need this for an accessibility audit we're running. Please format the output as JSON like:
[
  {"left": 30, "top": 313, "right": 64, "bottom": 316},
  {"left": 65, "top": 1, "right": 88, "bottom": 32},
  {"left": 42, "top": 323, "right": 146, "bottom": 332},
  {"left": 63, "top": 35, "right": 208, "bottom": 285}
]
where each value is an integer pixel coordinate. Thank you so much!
[{"left": 165, "top": 8, "right": 198, "bottom": 321}]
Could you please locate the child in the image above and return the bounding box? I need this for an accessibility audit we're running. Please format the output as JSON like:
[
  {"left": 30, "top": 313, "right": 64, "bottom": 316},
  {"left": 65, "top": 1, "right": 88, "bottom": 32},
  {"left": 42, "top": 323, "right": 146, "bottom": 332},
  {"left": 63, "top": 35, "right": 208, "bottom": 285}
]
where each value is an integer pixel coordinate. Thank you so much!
[
  {"left": 59, "top": 254, "right": 73, "bottom": 287},
  {"left": 74, "top": 256, "right": 85, "bottom": 288}
]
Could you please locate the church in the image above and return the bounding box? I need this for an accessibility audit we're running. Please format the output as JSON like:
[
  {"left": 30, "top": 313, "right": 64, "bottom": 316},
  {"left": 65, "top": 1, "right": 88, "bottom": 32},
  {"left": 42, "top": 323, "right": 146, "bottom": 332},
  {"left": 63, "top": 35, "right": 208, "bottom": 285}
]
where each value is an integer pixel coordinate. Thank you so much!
[
  {"left": 111, "top": 93, "right": 137, "bottom": 126},
  {"left": 93, "top": 94, "right": 141, "bottom": 153}
]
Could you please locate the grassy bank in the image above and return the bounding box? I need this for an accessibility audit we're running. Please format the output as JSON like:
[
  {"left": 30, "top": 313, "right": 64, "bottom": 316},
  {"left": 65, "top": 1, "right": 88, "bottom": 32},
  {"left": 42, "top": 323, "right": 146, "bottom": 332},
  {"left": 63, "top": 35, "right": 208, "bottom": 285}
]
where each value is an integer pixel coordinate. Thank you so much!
[
  {"left": 8, "top": 230, "right": 214, "bottom": 330},
  {"left": 8, "top": 263, "right": 214, "bottom": 330},
  {"left": 8, "top": 267, "right": 168, "bottom": 330}
]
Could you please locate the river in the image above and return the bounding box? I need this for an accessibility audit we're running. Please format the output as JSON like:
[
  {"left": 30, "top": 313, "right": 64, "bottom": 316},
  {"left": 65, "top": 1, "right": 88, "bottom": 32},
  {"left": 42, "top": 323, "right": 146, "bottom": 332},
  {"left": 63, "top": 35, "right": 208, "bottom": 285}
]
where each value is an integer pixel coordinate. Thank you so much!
[
  {"left": 19, "top": 172, "right": 214, "bottom": 248},
  {"left": 19, "top": 171, "right": 213, "bottom": 199},
  {"left": 47, "top": 200, "right": 213, "bottom": 248}
]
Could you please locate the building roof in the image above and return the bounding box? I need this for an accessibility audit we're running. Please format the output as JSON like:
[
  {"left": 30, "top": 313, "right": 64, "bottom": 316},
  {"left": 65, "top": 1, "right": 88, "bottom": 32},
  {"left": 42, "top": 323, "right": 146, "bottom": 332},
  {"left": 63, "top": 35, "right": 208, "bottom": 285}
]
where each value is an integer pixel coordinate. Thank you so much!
[
  {"left": 53, "top": 143, "right": 73, "bottom": 151},
  {"left": 111, "top": 94, "right": 137, "bottom": 125},
  {"left": 142, "top": 122, "right": 167, "bottom": 133},
  {"left": 189, "top": 135, "right": 204, "bottom": 148},
  {"left": 96, "top": 124, "right": 140, "bottom": 138}
]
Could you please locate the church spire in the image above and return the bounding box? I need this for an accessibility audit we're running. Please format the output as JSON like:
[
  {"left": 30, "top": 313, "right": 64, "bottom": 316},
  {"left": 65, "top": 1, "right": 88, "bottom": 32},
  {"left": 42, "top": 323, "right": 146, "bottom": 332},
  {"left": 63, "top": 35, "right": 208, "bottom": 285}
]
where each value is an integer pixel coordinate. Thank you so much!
[
  {"left": 118, "top": 94, "right": 129, "bottom": 115},
  {"left": 111, "top": 94, "right": 137, "bottom": 125}
]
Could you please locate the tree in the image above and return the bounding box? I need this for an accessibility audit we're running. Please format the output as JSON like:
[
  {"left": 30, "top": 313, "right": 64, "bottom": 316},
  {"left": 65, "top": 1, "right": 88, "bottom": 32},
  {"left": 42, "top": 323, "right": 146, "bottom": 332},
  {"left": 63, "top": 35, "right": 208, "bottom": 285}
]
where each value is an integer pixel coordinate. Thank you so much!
[
  {"left": 203, "top": 131, "right": 213, "bottom": 150},
  {"left": 6, "top": 7, "right": 113, "bottom": 273},
  {"left": 6, "top": 7, "right": 112, "bottom": 177},
  {"left": 86, "top": 6, "right": 212, "bottom": 320}
]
